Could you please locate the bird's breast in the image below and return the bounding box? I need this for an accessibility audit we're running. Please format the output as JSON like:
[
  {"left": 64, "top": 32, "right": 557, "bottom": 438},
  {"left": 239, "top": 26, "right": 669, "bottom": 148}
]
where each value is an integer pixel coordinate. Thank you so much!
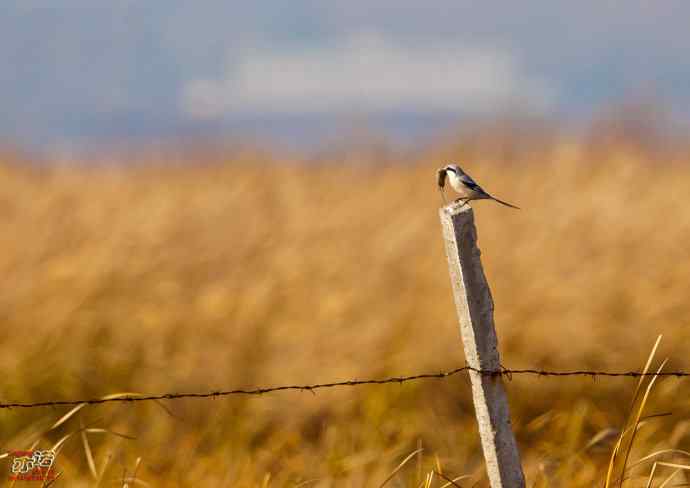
[{"left": 448, "top": 174, "right": 470, "bottom": 196}]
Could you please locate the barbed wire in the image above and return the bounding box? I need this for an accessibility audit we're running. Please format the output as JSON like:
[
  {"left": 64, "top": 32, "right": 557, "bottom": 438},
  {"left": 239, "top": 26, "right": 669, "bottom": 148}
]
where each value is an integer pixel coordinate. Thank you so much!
[{"left": 2, "top": 366, "right": 689, "bottom": 410}]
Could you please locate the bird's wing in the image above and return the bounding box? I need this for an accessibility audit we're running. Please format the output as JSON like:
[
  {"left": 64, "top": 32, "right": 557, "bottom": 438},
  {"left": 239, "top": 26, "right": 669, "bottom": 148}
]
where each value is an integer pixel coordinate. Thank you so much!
[
  {"left": 459, "top": 173, "right": 489, "bottom": 196},
  {"left": 437, "top": 168, "right": 448, "bottom": 189}
]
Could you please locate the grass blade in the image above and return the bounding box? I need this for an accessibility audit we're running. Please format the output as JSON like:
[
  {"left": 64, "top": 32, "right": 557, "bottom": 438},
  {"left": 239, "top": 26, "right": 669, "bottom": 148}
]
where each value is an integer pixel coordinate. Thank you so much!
[
  {"left": 379, "top": 448, "right": 424, "bottom": 488},
  {"left": 618, "top": 359, "right": 668, "bottom": 487},
  {"left": 605, "top": 335, "right": 663, "bottom": 488},
  {"left": 80, "top": 417, "right": 98, "bottom": 479}
]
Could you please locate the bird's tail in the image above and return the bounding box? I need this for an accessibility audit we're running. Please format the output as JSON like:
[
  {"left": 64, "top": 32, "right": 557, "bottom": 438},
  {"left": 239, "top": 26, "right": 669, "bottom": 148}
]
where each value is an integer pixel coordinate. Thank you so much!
[{"left": 490, "top": 196, "right": 520, "bottom": 209}]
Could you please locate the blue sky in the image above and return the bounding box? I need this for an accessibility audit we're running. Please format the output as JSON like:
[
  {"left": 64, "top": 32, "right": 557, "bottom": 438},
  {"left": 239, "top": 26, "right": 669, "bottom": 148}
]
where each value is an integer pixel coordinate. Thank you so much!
[{"left": 2, "top": 2, "right": 689, "bottom": 149}]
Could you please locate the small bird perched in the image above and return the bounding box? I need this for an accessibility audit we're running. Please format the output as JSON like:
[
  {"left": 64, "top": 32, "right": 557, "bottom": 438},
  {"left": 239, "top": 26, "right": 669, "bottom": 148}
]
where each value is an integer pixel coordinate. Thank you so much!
[{"left": 437, "top": 163, "right": 520, "bottom": 209}]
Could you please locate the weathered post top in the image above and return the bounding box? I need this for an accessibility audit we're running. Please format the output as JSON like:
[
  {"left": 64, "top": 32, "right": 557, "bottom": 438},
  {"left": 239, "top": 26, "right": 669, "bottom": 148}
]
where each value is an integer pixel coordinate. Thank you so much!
[{"left": 439, "top": 202, "right": 525, "bottom": 488}]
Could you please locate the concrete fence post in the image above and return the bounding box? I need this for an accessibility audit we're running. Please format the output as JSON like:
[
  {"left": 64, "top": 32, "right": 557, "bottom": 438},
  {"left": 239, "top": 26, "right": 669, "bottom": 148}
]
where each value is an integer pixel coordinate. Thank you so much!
[{"left": 439, "top": 202, "right": 525, "bottom": 488}]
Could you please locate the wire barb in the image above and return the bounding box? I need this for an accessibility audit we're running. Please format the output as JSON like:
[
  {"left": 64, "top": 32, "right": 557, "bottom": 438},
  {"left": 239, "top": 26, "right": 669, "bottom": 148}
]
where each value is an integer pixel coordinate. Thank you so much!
[{"left": 1, "top": 367, "right": 688, "bottom": 410}]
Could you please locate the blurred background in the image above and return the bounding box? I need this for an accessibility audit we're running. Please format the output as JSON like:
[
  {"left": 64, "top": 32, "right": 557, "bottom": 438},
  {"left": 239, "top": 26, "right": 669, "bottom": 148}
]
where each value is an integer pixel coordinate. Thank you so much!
[
  {"left": 2, "top": 2, "right": 690, "bottom": 487},
  {"left": 2, "top": 1, "right": 690, "bottom": 151}
]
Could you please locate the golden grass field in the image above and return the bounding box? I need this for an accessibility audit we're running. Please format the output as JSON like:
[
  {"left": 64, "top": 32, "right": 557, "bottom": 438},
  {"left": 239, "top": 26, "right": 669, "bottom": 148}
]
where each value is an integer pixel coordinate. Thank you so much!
[{"left": 1, "top": 130, "right": 690, "bottom": 487}]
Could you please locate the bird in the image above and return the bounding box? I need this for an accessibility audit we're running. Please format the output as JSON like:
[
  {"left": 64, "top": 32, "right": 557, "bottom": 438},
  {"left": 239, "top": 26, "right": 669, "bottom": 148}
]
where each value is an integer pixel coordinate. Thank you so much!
[{"left": 437, "top": 163, "right": 520, "bottom": 209}]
